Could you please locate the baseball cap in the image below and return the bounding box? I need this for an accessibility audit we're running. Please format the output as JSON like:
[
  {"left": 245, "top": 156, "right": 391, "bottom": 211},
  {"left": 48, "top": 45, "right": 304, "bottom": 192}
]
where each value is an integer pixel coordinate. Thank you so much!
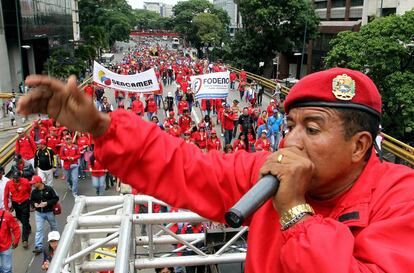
[
  {"left": 48, "top": 231, "right": 60, "bottom": 242},
  {"left": 284, "top": 68, "right": 382, "bottom": 117},
  {"left": 16, "top": 128, "right": 24, "bottom": 134},
  {"left": 211, "top": 129, "right": 217, "bottom": 134},
  {"left": 262, "top": 130, "right": 268, "bottom": 134},
  {"left": 30, "top": 175, "right": 43, "bottom": 185}
]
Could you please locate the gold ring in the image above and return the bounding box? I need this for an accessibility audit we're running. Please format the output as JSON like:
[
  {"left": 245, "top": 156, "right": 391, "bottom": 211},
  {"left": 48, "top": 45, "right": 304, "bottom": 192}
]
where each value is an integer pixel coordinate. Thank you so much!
[{"left": 277, "top": 154, "right": 283, "bottom": 164}]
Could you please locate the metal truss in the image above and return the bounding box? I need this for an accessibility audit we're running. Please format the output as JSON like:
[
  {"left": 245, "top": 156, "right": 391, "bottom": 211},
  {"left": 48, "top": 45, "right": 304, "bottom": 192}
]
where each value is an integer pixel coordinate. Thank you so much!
[{"left": 48, "top": 195, "right": 247, "bottom": 273}]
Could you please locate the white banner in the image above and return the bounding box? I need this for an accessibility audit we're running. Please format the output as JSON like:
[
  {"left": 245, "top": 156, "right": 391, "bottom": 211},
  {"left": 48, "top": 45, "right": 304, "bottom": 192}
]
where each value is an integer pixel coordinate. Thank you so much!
[
  {"left": 93, "top": 61, "right": 159, "bottom": 93},
  {"left": 191, "top": 71, "right": 230, "bottom": 100}
]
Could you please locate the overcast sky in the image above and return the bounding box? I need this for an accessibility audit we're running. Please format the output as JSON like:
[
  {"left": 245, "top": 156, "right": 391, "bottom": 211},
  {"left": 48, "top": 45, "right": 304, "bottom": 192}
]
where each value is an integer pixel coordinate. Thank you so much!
[{"left": 127, "top": 0, "right": 182, "bottom": 9}]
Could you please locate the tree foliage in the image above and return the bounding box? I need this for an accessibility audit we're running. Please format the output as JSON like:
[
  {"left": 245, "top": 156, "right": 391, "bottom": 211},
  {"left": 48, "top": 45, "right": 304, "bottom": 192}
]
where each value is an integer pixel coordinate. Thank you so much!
[
  {"left": 227, "top": 0, "right": 319, "bottom": 74},
  {"left": 133, "top": 9, "right": 174, "bottom": 31},
  {"left": 325, "top": 10, "right": 414, "bottom": 140},
  {"left": 79, "top": 0, "right": 134, "bottom": 47},
  {"left": 172, "top": 0, "right": 230, "bottom": 50}
]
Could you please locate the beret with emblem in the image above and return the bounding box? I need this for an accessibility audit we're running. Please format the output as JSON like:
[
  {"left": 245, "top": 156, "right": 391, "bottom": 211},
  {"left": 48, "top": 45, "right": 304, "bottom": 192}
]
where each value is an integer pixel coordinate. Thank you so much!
[{"left": 284, "top": 68, "right": 382, "bottom": 117}]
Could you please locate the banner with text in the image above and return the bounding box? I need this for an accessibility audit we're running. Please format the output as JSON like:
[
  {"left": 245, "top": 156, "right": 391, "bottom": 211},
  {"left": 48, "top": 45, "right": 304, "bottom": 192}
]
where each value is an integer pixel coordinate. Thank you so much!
[
  {"left": 191, "top": 71, "right": 230, "bottom": 100},
  {"left": 93, "top": 61, "right": 159, "bottom": 93}
]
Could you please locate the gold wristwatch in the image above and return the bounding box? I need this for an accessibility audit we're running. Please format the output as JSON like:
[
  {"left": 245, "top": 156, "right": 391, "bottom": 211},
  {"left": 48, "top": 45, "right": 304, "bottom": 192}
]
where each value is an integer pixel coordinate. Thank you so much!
[{"left": 280, "top": 204, "right": 315, "bottom": 230}]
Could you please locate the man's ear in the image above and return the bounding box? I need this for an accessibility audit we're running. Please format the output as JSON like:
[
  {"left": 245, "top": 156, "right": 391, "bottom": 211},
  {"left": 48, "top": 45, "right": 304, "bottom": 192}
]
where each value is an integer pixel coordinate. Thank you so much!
[{"left": 351, "top": 131, "right": 373, "bottom": 162}]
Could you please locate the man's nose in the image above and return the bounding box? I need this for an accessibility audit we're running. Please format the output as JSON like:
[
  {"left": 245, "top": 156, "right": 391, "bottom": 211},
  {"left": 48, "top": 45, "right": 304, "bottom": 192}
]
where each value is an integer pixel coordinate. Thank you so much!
[{"left": 283, "top": 127, "right": 305, "bottom": 150}]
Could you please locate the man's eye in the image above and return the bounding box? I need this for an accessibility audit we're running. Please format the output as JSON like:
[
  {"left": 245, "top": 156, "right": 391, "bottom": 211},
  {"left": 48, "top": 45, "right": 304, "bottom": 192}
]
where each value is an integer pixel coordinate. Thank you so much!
[{"left": 306, "top": 127, "right": 319, "bottom": 134}]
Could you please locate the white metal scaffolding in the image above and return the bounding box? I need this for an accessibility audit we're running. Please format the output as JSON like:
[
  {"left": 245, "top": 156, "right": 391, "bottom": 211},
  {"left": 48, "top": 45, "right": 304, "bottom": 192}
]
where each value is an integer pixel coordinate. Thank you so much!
[{"left": 47, "top": 195, "right": 247, "bottom": 273}]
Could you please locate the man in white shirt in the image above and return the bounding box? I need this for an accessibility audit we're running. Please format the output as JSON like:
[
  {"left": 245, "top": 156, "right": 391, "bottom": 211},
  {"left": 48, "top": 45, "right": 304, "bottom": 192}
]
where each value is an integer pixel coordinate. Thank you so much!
[{"left": 0, "top": 166, "right": 9, "bottom": 210}]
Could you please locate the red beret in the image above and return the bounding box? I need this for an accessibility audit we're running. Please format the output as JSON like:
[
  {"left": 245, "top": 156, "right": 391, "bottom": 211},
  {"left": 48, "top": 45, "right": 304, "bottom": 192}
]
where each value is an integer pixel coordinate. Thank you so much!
[{"left": 284, "top": 68, "right": 382, "bottom": 117}]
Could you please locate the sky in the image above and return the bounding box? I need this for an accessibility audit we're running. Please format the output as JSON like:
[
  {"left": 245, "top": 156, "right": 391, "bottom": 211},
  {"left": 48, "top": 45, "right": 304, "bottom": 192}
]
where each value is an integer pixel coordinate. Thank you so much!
[{"left": 127, "top": 0, "right": 182, "bottom": 9}]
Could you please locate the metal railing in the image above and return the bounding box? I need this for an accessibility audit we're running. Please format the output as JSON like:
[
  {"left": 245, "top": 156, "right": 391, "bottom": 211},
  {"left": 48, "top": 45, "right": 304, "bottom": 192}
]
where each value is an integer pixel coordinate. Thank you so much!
[
  {"left": 228, "top": 67, "right": 414, "bottom": 166},
  {"left": 48, "top": 195, "right": 247, "bottom": 273},
  {"left": 0, "top": 77, "right": 93, "bottom": 170}
]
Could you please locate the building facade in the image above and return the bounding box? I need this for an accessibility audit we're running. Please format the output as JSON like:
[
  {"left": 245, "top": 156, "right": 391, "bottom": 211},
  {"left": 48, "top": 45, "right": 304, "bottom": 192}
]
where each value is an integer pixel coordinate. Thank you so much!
[
  {"left": 213, "top": 0, "right": 242, "bottom": 36},
  {"left": 362, "top": 0, "right": 414, "bottom": 24},
  {"left": 160, "top": 4, "right": 173, "bottom": 17},
  {"left": 0, "top": 0, "right": 75, "bottom": 93},
  {"left": 278, "top": 0, "right": 414, "bottom": 80},
  {"left": 144, "top": 2, "right": 161, "bottom": 15}
]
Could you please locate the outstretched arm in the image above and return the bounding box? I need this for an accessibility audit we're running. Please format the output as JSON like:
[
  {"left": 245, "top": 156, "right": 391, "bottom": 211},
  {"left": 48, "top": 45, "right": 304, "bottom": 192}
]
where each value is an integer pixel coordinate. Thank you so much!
[{"left": 17, "top": 75, "right": 110, "bottom": 137}]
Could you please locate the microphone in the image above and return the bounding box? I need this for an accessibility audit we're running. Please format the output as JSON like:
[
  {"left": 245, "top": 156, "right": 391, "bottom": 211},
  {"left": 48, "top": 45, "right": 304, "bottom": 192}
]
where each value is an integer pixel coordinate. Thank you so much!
[{"left": 225, "top": 175, "right": 280, "bottom": 228}]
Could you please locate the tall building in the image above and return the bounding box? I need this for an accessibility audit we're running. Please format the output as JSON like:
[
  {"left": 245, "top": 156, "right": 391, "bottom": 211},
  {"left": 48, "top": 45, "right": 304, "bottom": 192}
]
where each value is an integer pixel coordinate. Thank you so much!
[
  {"left": 144, "top": 2, "right": 162, "bottom": 15},
  {"left": 362, "top": 0, "right": 414, "bottom": 24},
  {"left": 213, "top": 0, "right": 242, "bottom": 36},
  {"left": 160, "top": 4, "right": 173, "bottom": 17},
  {"left": 0, "top": 0, "right": 75, "bottom": 92},
  {"left": 278, "top": 0, "right": 414, "bottom": 80}
]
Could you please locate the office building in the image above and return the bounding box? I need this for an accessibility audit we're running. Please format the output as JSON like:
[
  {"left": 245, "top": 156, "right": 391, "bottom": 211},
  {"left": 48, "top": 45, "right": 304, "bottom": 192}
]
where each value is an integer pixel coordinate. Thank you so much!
[{"left": 0, "top": 0, "right": 76, "bottom": 92}]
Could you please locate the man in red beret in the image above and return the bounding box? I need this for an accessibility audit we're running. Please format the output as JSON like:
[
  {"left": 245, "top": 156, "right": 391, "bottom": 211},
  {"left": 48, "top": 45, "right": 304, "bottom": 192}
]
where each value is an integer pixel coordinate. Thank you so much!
[{"left": 17, "top": 69, "right": 414, "bottom": 273}]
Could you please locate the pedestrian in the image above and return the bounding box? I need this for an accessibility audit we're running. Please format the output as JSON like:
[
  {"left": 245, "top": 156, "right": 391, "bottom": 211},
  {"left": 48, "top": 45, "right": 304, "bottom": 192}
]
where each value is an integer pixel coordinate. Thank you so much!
[
  {"left": 89, "top": 153, "right": 106, "bottom": 196},
  {"left": 41, "top": 231, "right": 60, "bottom": 271},
  {"left": 267, "top": 109, "right": 283, "bottom": 151},
  {"left": 29, "top": 176, "right": 59, "bottom": 254},
  {"left": 15, "top": 127, "right": 37, "bottom": 169},
  {"left": 3, "top": 171, "right": 31, "bottom": 249},
  {"left": 76, "top": 132, "right": 90, "bottom": 180},
  {"left": 0, "top": 166, "right": 7, "bottom": 210},
  {"left": 222, "top": 104, "right": 237, "bottom": 145},
  {"left": 165, "top": 92, "right": 174, "bottom": 113},
  {"left": 60, "top": 135, "right": 80, "bottom": 197},
  {"left": 8, "top": 108, "right": 15, "bottom": 127},
  {"left": 34, "top": 139, "right": 55, "bottom": 187},
  {"left": 98, "top": 97, "right": 113, "bottom": 113},
  {"left": 11, "top": 154, "right": 35, "bottom": 182},
  {"left": 18, "top": 68, "right": 414, "bottom": 273},
  {"left": 0, "top": 207, "right": 21, "bottom": 273}
]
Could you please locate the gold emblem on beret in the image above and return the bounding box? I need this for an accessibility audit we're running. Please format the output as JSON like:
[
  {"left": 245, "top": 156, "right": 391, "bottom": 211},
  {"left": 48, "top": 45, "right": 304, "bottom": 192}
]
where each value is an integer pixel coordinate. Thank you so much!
[{"left": 332, "top": 74, "right": 356, "bottom": 100}]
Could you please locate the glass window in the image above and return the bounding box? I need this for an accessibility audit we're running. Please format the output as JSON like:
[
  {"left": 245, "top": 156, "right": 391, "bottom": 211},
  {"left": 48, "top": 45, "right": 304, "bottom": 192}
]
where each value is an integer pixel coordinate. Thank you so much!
[
  {"left": 351, "top": 0, "right": 364, "bottom": 6},
  {"left": 381, "top": 8, "right": 396, "bottom": 17},
  {"left": 331, "top": 0, "right": 346, "bottom": 8},
  {"left": 314, "top": 1, "right": 327, "bottom": 9}
]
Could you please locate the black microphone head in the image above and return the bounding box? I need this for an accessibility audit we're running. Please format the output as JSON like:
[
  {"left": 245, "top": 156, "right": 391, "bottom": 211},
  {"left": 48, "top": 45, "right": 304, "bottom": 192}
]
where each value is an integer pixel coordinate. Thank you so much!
[{"left": 225, "top": 208, "right": 244, "bottom": 228}]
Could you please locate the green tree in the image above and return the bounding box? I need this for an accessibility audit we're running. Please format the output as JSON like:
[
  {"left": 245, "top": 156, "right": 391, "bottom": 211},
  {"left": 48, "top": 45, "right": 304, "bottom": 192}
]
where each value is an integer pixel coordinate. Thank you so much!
[
  {"left": 172, "top": 0, "right": 230, "bottom": 50},
  {"left": 324, "top": 10, "right": 414, "bottom": 140},
  {"left": 228, "top": 0, "right": 319, "bottom": 75}
]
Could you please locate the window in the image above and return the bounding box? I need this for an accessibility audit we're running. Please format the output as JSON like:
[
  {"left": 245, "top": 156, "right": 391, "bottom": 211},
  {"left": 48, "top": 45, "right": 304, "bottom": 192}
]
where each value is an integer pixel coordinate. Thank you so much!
[
  {"left": 351, "top": 0, "right": 364, "bottom": 6},
  {"left": 331, "top": 0, "right": 346, "bottom": 8},
  {"left": 314, "top": 1, "right": 327, "bottom": 9},
  {"left": 381, "top": 8, "right": 396, "bottom": 17}
]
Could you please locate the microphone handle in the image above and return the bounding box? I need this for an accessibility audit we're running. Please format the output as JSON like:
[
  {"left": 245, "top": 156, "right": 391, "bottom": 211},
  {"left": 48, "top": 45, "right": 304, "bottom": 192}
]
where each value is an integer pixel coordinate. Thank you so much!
[{"left": 225, "top": 175, "right": 280, "bottom": 228}]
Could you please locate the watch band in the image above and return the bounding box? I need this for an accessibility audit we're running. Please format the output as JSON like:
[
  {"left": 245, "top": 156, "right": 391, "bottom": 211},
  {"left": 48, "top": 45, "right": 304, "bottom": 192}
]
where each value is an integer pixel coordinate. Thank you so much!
[{"left": 280, "top": 203, "right": 315, "bottom": 230}]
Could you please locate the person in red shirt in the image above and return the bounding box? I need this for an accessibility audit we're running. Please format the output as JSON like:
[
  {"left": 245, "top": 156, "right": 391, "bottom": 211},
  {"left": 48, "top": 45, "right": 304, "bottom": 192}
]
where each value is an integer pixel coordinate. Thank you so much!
[
  {"left": 0, "top": 208, "right": 21, "bottom": 273},
  {"left": 207, "top": 130, "right": 221, "bottom": 151},
  {"left": 77, "top": 132, "right": 90, "bottom": 179},
  {"left": 30, "top": 120, "right": 49, "bottom": 142},
  {"left": 3, "top": 171, "right": 31, "bottom": 248},
  {"left": 239, "top": 69, "right": 247, "bottom": 82},
  {"left": 230, "top": 72, "right": 237, "bottom": 91},
  {"left": 89, "top": 153, "right": 106, "bottom": 196},
  {"left": 222, "top": 105, "right": 238, "bottom": 145},
  {"left": 15, "top": 127, "right": 37, "bottom": 169},
  {"left": 83, "top": 84, "right": 94, "bottom": 99},
  {"left": 177, "top": 96, "right": 189, "bottom": 116},
  {"left": 163, "top": 111, "right": 176, "bottom": 128},
  {"left": 131, "top": 97, "right": 144, "bottom": 116},
  {"left": 266, "top": 99, "right": 277, "bottom": 115},
  {"left": 178, "top": 109, "right": 192, "bottom": 132},
  {"left": 146, "top": 95, "right": 157, "bottom": 120},
  {"left": 169, "top": 122, "right": 182, "bottom": 138},
  {"left": 255, "top": 130, "right": 271, "bottom": 152},
  {"left": 60, "top": 136, "right": 80, "bottom": 197},
  {"left": 20, "top": 68, "right": 414, "bottom": 273},
  {"left": 233, "top": 133, "right": 248, "bottom": 152}
]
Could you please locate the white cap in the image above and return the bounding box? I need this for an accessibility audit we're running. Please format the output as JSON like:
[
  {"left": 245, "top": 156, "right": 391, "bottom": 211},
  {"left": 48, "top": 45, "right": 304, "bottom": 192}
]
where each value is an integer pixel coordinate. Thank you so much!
[
  {"left": 167, "top": 92, "right": 173, "bottom": 97},
  {"left": 48, "top": 231, "right": 60, "bottom": 242},
  {"left": 16, "top": 127, "right": 24, "bottom": 133},
  {"left": 270, "top": 99, "right": 275, "bottom": 103}
]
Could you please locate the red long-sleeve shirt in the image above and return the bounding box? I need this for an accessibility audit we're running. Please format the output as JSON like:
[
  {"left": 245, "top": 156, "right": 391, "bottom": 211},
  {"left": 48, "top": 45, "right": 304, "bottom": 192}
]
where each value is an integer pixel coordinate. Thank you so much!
[
  {"left": 94, "top": 110, "right": 414, "bottom": 273},
  {"left": 60, "top": 144, "right": 80, "bottom": 170},
  {"left": 3, "top": 178, "right": 31, "bottom": 209},
  {"left": 132, "top": 100, "right": 144, "bottom": 115},
  {"left": 0, "top": 210, "right": 21, "bottom": 251},
  {"left": 15, "top": 136, "right": 37, "bottom": 160}
]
